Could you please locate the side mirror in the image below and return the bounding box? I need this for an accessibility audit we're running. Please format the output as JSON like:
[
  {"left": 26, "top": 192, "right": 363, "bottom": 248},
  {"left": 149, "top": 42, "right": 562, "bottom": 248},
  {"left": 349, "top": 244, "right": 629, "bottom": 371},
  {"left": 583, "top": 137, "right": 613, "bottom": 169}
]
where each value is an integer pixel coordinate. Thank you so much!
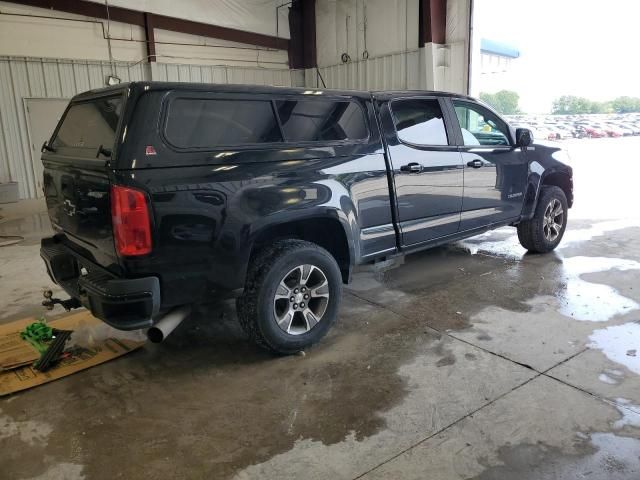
[{"left": 516, "top": 128, "right": 533, "bottom": 147}]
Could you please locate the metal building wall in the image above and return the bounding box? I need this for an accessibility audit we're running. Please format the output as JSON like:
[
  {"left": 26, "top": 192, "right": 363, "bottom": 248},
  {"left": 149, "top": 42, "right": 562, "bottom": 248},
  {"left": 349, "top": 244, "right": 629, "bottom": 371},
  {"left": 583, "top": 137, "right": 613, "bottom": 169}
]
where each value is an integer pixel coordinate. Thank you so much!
[
  {"left": 0, "top": 56, "right": 149, "bottom": 199},
  {"left": 0, "top": 56, "right": 303, "bottom": 199},
  {"left": 304, "top": 50, "right": 421, "bottom": 91},
  {"left": 151, "top": 63, "right": 303, "bottom": 87}
]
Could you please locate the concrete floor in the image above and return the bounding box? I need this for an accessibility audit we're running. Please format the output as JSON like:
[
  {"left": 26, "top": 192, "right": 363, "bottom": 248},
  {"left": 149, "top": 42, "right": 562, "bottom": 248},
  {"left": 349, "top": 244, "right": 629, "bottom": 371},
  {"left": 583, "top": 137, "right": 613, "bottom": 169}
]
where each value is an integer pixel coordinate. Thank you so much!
[{"left": 1, "top": 137, "right": 640, "bottom": 479}]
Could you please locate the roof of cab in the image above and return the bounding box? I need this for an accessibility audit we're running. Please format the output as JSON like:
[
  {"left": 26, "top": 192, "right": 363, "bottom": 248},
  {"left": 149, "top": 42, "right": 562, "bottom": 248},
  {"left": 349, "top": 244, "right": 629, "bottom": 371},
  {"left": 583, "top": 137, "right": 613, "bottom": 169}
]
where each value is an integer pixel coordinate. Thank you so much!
[{"left": 72, "top": 81, "right": 475, "bottom": 102}]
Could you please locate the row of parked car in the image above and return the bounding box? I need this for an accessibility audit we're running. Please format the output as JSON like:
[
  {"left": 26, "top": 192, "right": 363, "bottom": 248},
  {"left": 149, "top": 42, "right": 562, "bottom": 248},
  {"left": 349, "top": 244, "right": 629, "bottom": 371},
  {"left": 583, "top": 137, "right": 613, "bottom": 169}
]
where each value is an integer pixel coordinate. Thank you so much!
[{"left": 505, "top": 113, "right": 640, "bottom": 141}]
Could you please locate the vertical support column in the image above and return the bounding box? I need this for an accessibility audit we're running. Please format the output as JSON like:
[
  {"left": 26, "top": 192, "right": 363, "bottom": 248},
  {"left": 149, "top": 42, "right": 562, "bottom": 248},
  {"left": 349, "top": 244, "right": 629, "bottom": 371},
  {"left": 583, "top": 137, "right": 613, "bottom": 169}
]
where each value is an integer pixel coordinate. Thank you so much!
[
  {"left": 301, "top": 0, "right": 317, "bottom": 69},
  {"left": 418, "top": 0, "right": 447, "bottom": 91},
  {"left": 144, "top": 12, "right": 156, "bottom": 63},
  {"left": 445, "top": 0, "right": 471, "bottom": 94},
  {"left": 419, "top": 0, "right": 447, "bottom": 45},
  {"left": 288, "top": 0, "right": 316, "bottom": 69}
]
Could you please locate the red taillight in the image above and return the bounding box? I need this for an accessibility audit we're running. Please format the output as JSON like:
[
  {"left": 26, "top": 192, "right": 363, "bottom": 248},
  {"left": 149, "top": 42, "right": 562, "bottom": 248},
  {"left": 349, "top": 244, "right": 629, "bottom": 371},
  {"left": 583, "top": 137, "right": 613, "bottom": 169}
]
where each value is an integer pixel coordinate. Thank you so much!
[{"left": 111, "top": 185, "right": 152, "bottom": 256}]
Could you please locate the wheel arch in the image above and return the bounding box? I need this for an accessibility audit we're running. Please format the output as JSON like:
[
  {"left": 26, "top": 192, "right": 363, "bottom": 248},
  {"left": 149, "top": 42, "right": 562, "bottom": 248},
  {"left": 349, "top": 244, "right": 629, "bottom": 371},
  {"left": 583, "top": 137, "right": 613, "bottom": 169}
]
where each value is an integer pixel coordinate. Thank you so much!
[
  {"left": 249, "top": 213, "right": 356, "bottom": 284},
  {"left": 541, "top": 170, "right": 573, "bottom": 207},
  {"left": 521, "top": 165, "right": 573, "bottom": 221}
]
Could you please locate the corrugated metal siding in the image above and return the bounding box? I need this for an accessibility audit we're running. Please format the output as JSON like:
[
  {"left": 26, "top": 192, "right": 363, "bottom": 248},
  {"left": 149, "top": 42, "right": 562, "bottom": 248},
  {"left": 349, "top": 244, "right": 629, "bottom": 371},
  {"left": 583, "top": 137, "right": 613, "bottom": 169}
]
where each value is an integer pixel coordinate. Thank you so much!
[
  {"left": 0, "top": 56, "right": 149, "bottom": 199},
  {"left": 0, "top": 56, "right": 304, "bottom": 199},
  {"left": 306, "top": 50, "right": 421, "bottom": 91},
  {"left": 151, "top": 62, "right": 302, "bottom": 87}
]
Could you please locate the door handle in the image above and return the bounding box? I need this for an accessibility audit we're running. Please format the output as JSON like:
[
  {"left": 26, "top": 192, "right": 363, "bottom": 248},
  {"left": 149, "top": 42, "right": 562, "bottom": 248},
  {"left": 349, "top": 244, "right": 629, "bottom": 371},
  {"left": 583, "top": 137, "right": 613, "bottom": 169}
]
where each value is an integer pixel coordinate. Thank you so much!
[
  {"left": 400, "top": 162, "right": 423, "bottom": 173},
  {"left": 467, "top": 159, "right": 483, "bottom": 168}
]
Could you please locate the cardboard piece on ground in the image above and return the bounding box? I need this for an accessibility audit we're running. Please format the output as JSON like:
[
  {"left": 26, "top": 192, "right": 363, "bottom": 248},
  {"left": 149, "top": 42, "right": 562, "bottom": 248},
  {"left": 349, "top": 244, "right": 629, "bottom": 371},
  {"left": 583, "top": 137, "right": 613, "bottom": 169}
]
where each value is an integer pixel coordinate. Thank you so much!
[
  {"left": 0, "top": 332, "right": 40, "bottom": 370},
  {"left": 0, "top": 310, "right": 146, "bottom": 396}
]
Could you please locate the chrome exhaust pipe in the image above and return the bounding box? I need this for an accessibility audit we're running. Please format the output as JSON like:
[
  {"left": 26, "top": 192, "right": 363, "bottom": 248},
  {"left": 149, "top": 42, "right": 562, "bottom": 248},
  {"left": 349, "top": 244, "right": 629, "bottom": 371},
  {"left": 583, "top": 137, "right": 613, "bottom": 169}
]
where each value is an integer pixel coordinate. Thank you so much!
[{"left": 147, "top": 305, "right": 191, "bottom": 343}]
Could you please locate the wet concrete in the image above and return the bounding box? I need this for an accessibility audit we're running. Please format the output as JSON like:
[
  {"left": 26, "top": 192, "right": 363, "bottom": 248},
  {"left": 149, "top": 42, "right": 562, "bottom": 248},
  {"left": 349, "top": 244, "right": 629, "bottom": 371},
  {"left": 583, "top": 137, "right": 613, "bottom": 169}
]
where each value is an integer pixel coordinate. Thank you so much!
[
  {"left": 363, "top": 377, "right": 640, "bottom": 480},
  {"left": 1, "top": 138, "right": 640, "bottom": 479}
]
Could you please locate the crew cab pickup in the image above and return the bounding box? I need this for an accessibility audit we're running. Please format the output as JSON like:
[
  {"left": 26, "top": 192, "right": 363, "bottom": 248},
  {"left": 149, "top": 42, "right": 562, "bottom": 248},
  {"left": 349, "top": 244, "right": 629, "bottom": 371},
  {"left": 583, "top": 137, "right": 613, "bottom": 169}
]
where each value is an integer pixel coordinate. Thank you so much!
[{"left": 40, "top": 82, "right": 573, "bottom": 353}]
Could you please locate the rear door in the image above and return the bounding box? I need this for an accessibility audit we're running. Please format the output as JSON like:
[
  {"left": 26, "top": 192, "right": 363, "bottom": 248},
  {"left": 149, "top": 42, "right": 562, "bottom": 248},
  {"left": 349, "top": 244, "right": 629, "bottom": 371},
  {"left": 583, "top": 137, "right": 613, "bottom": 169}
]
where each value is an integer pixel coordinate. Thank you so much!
[
  {"left": 42, "top": 91, "right": 125, "bottom": 270},
  {"left": 378, "top": 96, "right": 463, "bottom": 246},
  {"left": 447, "top": 99, "right": 528, "bottom": 231}
]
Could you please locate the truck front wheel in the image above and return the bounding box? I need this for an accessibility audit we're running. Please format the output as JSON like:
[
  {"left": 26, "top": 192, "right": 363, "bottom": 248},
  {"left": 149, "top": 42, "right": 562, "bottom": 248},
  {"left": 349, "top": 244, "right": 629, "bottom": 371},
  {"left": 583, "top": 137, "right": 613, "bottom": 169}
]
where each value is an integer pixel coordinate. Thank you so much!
[
  {"left": 236, "top": 239, "right": 342, "bottom": 354},
  {"left": 517, "top": 186, "right": 568, "bottom": 253}
]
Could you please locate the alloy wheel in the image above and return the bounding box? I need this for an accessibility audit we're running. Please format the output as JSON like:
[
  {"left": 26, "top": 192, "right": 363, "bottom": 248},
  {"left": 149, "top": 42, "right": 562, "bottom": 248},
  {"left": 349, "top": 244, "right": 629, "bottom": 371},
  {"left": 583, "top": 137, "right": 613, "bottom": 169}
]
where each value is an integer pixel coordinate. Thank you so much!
[
  {"left": 543, "top": 198, "right": 564, "bottom": 242},
  {"left": 273, "top": 264, "right": 330, "bottom": 335}
]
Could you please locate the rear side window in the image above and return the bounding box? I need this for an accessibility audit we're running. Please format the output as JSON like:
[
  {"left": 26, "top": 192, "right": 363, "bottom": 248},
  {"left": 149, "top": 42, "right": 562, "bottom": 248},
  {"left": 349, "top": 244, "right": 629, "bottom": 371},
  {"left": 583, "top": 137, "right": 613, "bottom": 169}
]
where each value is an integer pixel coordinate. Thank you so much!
[
  {"left": 52, "top": 95, "right": 122, "bottom": 152},
  {"left": 390, "top": 99, "right": 449, "bottom": 146},
  {"left": 165, "top": 98, "right": 283, "bottom": 148},
  {"left": 276, "top": 100, "right": 367, "bottom": 142}
]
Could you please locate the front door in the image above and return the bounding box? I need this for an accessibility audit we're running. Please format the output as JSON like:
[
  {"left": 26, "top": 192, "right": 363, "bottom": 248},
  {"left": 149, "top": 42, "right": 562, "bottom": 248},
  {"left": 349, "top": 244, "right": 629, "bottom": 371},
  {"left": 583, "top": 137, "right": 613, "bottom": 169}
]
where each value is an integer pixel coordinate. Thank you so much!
[
  {"left": 449, "top": 99, "right": 528, "bottom": 231},
  {"left": 379, "top": 97, "right": 463, "bottom": 246}
]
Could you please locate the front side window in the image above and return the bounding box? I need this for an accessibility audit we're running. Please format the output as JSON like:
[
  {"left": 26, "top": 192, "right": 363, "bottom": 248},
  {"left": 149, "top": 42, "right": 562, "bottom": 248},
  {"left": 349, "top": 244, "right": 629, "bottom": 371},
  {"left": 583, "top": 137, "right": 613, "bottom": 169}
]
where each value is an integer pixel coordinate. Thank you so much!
[
  {"left": 165, "top": 98, "right": 283, "bottom": 149},
  {"left": 453, "top": 101, "right": 510, "bottom": 146},
  {"left": 390, "top": 99, "right": 449, "bottom": 146},
  {"left": 52, "top": 96, "right": 122, "bottom": 153},
  {"left": 276, "top": 100, "right": 368, "bottom": 142}
]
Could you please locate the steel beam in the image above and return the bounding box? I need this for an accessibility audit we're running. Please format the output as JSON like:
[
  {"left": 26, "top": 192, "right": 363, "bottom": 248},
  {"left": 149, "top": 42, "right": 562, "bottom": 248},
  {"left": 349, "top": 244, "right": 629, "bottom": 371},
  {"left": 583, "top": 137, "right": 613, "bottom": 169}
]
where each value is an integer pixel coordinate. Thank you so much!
[
  {"left": 143, "top": 12, "right": 156, "bottom": 62},
  {"left": 288, "top": 0, "right": 316, "bottom": 69},
  {"left": 7, "top": 0, "right": 289, "bottom": 51},
  {"left": 419, "top": 0, "right": 447, "bottom": 45}
]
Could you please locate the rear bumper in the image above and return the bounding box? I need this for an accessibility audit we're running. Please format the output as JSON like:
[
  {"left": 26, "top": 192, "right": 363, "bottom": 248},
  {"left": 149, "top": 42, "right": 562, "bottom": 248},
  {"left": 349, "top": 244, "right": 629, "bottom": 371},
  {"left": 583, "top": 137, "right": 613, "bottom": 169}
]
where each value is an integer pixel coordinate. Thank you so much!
[{"left": 40, "top": 236, "right": 160, "bottom": 330}]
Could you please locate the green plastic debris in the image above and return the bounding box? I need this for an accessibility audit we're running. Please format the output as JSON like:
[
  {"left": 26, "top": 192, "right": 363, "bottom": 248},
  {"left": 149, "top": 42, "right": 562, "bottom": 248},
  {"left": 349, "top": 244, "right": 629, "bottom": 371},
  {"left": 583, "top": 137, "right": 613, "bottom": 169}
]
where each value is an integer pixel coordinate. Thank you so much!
[{"left": 20, "top": 320, "right": 53, "bottom": 354}]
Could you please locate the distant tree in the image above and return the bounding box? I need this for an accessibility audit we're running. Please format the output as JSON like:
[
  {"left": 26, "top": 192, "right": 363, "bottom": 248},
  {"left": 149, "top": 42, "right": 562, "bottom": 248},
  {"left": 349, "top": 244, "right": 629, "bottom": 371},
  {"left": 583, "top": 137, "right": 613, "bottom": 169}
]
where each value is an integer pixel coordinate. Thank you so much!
[
  {"left": 589, "top": 101, "right": 607, "bottom": 114},
  {"left": 479, "top": 90, "right": 522, "bottom": 115},
  {"left": 611, "top": 96, "right": 640, "bottom": 113},
  {"left": 551, "top": 95, "right": 608, "bottom": 115}
]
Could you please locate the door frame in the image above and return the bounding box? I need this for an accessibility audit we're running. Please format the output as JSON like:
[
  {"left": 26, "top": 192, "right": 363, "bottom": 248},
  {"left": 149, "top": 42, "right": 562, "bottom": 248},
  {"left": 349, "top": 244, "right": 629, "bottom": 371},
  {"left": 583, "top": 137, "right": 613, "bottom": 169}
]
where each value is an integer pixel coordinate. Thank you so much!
[
  {"left": 23, "top": 97, "right": 70, "bottom": 197},
  {"left": 440, "top": 97, "right": 529, "bottom": 230},
  {"left": 379, "top": 95, "right": 465, "bottom": 247},
  {"left": 439, "top": 97, "right": 517, "bottom": 147}
]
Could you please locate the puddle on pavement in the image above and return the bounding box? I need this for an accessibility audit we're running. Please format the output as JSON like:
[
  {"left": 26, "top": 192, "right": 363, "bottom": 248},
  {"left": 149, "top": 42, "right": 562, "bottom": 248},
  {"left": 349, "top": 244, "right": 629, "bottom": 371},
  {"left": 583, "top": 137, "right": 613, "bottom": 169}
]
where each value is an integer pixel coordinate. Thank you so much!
[
  {"left": 598, "top": 369, "right": 625, "bottom": 385},
  {"left": 351, "top": 249, "right": 639, "bottom": 335},
  {"left": 457, "top": 237, "right": 640, "bottom": 323},
  {"left": 347, "top": 243, "right": 527, "bottom": 333},
  {"left": 562, "top": 219, "right": 640, "bottom": 246},
  {"left": 472, "top": 432, "right": 640, "bottom": 480},
  {"left": 233, "top": 336, "right": 534, "bottom": 480},
  {"left": 359, "top": 219, "right": 640, "bottom": 332},
  {"left": 556, "top": 257, "right": 640, "bottom": 321},
  {"left": 0, "top": 212, "right": 53, "bottom": 246},
  {"left": 612, "top": 399, "right": 640, "bottom": 428},
  {"left": 458, "top": 228, "right": 525, "bottom": 258},
  {"left": 589, "top": 323, "right": 640, "bottom": 375},
  {"left": 458, "top": 219, "right": 640, "bottom": 260}
]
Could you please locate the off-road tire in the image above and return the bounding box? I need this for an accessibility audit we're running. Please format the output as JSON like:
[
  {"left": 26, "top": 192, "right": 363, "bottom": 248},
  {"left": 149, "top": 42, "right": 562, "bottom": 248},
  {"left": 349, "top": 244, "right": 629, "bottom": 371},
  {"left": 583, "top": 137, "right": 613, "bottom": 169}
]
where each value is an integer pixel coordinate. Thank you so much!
[
  {"left": 517, "top": 186, "right": 568, "bottom": 253},
  {"left": 236, "top": 239, "right": 342, "bottom": 354}
]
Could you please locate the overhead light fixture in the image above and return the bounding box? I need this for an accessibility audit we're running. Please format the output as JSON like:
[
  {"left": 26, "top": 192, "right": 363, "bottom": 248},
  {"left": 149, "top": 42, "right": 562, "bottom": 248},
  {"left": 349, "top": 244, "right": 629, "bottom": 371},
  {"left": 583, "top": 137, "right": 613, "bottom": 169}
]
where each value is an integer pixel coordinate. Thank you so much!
[{"left": 106, "top": 75, "right": 121, "bottom": 86}]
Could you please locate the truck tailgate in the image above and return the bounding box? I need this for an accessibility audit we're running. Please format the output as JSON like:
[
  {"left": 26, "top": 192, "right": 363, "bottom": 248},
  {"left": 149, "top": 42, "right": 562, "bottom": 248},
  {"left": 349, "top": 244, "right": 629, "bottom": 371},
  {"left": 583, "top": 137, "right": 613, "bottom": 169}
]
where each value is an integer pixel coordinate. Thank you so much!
[
  {"left": 43, "top": 158, "right": 119, "bottom": 270},
  {"left": 41, "top": 92, "right": 125, "bottom": 272}
]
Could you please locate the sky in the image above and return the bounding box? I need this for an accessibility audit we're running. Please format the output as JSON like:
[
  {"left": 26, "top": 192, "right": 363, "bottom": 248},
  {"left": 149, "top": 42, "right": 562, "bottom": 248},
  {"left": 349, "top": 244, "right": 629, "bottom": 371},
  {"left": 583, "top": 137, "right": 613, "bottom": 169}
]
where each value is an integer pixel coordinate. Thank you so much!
[{"left": 472, "top": 0, "right": 640, "bottom": 113}]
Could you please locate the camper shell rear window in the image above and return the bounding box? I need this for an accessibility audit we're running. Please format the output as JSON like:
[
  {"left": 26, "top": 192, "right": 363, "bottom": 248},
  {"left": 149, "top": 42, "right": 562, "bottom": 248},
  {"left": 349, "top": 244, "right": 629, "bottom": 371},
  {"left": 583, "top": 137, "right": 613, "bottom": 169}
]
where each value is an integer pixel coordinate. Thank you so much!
[{"left": 51, "top": 94, "right": 123, "bottom": 157}]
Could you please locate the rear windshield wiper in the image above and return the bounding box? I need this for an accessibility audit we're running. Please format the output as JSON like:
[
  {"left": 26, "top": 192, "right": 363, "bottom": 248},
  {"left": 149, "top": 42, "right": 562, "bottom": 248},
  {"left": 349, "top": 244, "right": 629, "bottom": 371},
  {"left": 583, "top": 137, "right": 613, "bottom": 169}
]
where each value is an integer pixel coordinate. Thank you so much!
[
  {"left": 41, "top": 141, "right": 56, "bottom": 153},
  {"left": 96, "top": 144, "right": 112, "bottom": 158}
]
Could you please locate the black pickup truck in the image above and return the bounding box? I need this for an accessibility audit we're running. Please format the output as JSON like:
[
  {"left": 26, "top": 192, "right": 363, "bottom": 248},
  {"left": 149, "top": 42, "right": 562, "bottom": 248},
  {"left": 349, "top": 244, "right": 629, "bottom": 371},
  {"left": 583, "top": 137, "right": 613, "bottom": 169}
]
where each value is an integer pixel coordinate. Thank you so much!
[{"left": 40, "top": 82, "right": 573, "bottom": 353}]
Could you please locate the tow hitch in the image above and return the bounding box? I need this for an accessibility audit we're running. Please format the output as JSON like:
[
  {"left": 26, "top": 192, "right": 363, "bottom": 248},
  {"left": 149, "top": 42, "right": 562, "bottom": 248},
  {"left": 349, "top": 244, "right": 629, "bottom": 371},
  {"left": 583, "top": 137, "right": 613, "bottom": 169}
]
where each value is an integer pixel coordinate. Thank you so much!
[{"left": 42, "top": 290, "right": 81, "bottom": 311}]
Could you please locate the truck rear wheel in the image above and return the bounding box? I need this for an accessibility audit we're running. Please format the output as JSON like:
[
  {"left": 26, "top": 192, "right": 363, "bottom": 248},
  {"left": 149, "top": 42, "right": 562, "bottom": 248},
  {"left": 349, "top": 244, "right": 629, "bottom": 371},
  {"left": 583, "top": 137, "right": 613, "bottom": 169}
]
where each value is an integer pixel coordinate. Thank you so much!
[
  {"left": 517, "top": 186, "right": 568, "bottom": 253},
  {"left": 236, "top": 240, "right": 342, "bottom": 354}
]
